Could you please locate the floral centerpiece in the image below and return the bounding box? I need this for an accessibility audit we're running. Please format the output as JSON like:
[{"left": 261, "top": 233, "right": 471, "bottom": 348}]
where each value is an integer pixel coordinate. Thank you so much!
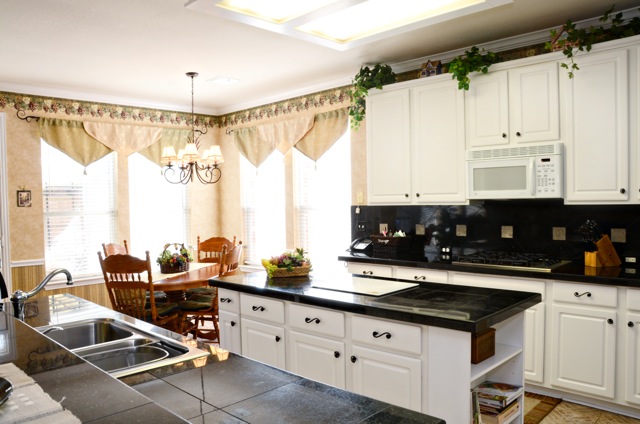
[
  {"left": 261, "top": 248, "right": 312, "bottom": 278},
  {"left": 157, "top": 243, "right": 193, "bottom": 274}
]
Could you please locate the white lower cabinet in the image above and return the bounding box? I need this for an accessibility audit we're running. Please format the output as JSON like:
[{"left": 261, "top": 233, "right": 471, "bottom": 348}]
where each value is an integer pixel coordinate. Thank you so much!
[
  {"left": 218, "top": 309, "right": 241, "bottom": 354},
  {"left": 549, "top": 283, "right": 617, "bottom": 399},
  {"left": 349, "top": 344, "right": 422, "bottom": 411},
  {"left": 625, "top": 289, "right": 640, "bottom": 405},
  {"left": 241, "top": 318, "right": 286, "bottom": 369},
  {"left": 288, "top": 331, "right": 346, "bottom": 388}
]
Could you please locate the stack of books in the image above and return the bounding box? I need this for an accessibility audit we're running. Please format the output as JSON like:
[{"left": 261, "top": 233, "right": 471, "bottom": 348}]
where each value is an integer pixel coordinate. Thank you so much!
[{"left": 474, "top": 381, "right": 523, "bottom": 424}]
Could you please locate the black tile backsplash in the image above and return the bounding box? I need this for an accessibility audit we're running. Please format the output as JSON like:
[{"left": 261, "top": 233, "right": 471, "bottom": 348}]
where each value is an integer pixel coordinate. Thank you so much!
[{"left": 351, "top": 200, "right": 640, "bottom": 262}]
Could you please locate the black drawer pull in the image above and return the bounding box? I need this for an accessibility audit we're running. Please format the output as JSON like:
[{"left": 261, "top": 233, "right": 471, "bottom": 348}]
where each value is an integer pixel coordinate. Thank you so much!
[
  {"left": 350, "top": 355, "right": 357, "bottom": 363},
  {"left": 574, "top": 291, "right": 591, "bottom": 298},
  {"left": 414, "top": 275, "right": 426, "bottom": 280},
  {"left": 362, "top": 270, "right": 374, "bottom": 275},
  {"left": 372, "top": 331, "right": 392, "bottom": 339},
  {"left": 220, "top": 298, "right": 232, "bottom": 303},
  {"left": 305, "top": 317, "right": 321, "bottom": 324},
  {"left": 252, "top": 305, "right": 266, "bottom": 312}
]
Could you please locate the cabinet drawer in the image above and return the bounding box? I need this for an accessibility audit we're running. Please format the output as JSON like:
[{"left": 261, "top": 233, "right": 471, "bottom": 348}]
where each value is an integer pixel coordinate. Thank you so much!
[
  {"left": 289, "top": 304, "right": 345, "bottom": 338},
  {"left": 240, "top": 293, "right": 285, "bottom": 324},
  {"left": 395, "top": 267, "right": 448, "bottom": 284},
  {"left": 218, "top": 288, "right": 240, "bottom": 313},
  {"left": 451, "top": 272, "right": 545, "bottom": 300},
  {"left": 347, "top": 263, "right": 393, "bottom": 278},
  {"left": 628, "top": 289, "right": 640, "bottom": 311},
  {"left": 351, "top": 315, "right": 421, "bottom": 355},
  {"left": 552, "top": 282, "right": 617, "bottom": 308}
]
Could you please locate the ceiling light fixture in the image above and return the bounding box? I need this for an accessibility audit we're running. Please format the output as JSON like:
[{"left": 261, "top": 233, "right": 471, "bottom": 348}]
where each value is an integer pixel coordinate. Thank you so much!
[{"left": 161, "top": 72, "right": 224, "bottom": 184}]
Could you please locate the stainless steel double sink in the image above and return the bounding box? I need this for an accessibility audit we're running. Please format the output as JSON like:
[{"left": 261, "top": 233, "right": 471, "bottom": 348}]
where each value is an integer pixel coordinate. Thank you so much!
[{"left": 37, "top": 318, "right": 209, "bottom": 377}]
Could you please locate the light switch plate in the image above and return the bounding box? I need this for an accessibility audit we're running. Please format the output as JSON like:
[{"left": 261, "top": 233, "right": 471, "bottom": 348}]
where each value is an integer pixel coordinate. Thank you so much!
[
  {"left": 415, "top": 224, "right": 425, "bottom": 235},
  {"left": 501, "top": 226, "right": 513, "bottom": 239},
  {"left": 552, "top": 227, "right": 566, "bottom": 241},
  {"left": 611, "top": 228, "right": 626, "bottom": 243},
  {"left": 456, "top": 225, "right": 467, "bottom": 237}
]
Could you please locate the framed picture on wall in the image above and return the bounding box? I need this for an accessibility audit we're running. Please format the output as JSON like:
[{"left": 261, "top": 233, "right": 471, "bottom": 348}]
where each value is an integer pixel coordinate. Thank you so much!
[{"left": 17, "top": 190, "right": 31, "bottom": 207}]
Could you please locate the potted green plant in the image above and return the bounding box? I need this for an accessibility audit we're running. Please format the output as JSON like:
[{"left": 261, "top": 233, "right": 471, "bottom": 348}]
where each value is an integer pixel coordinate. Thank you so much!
[
  {"left": 547, "top": 5, "right": 640, "bottom": 78},
  {"left": 348, "top": 64, "right": 396, "bottom": 130},
  {"left": 447, "top": 46, "right": 497, "bottom": 90}
]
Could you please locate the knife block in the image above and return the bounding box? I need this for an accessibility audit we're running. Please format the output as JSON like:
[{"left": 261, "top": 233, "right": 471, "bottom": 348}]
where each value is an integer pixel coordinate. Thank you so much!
[{"left": 584, "top": 234, "right": 621, "bottom": 268}]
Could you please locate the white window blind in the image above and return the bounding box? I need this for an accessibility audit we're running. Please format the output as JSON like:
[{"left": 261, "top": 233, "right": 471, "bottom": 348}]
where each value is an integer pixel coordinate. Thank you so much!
[
  {"left": 41, "top": 140, "right": 116, "bottom": 277},
  {"left": 240, "top": 152, "right": 286, "bottom": 264},
  {"left": 293, "top": 129, "right": 351, "bottom": 276},
  {"left": 128, "top": 153, "right": 190, "bottom": 261}
]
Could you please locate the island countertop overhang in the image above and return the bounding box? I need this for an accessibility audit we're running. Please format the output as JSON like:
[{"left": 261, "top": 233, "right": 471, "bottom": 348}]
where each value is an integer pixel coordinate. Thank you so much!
[{"left": 209, "top": 271, "right": 541, "bottom": 333}]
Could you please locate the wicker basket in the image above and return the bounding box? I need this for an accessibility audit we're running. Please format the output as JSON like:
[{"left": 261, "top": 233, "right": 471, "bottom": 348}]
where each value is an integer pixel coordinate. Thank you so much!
[
  {"left": 370, "top": 235, "right": 412, "bottom": 259},
  {"left": 158, "top": 243, "right": 191, "bottom": 274},
  {"left": 268, "top": 264, "right": 311, "bottom": 278}
]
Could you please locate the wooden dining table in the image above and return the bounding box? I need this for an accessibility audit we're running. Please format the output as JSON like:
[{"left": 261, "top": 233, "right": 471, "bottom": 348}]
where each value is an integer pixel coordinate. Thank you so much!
[{"left": 152, "top": 262, "right": 221, "bottom": 301}]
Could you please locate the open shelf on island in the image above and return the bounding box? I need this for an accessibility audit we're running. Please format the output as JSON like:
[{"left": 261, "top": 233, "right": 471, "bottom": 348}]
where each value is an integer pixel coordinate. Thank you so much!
[{"left": 470, "top": 343, "right": 522, "bottom": 382}]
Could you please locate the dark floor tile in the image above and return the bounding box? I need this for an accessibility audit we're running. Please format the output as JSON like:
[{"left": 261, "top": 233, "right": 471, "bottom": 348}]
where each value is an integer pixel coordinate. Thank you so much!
[{"left": 361, "top": 405, "right": 445, "bottom": 424}]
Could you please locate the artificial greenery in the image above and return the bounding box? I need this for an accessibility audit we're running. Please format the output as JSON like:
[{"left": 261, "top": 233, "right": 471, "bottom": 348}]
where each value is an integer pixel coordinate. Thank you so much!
[
  {"left": 447, "top": 46, "right": 497, "bottom": 90},
  {"left": 348, "top": 64, "right": 397, "bottom": 130},
  {"left": 546, "top": 5, "right": 640, "bottom": 78}
]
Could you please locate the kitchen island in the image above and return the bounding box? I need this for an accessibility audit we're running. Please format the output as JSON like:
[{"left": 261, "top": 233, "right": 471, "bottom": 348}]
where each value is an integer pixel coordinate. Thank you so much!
[
  {"left": 209, "top": 271, "right": 541, "bottom": 423},
  {"left": 3, "top": 294, "right": 444, "bottom": 423}
]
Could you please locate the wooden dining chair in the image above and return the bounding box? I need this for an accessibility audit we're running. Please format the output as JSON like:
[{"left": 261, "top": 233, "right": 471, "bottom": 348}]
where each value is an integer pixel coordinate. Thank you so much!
[
  {"left": 196, "top": 236, "right": 236, "bottom": 263},
  {"left": 102, "top": 240, "right": 129, "bottom": 257},
  {"left": 98, "top": 251, "right": 180, "bottom": 332},
  {"left": 179, "top": 242, "right": 243, "bottom": 342}
]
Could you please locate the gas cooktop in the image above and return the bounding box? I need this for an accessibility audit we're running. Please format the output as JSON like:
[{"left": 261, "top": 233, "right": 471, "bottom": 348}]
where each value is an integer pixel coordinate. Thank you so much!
[{"left": 452, "top": 251, "right": 571, "bottom": 273}]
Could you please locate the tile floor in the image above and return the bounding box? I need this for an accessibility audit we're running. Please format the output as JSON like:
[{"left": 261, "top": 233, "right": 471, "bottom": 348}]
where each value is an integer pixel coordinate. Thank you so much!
[{"left": 538, "top": 401, "right": 640, "bottom": 423}]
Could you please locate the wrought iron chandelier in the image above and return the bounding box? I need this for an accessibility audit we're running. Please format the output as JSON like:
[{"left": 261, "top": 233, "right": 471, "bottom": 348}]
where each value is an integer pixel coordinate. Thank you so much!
[{"left": 161, "top": 72, "right": 224, "bottom": 184}]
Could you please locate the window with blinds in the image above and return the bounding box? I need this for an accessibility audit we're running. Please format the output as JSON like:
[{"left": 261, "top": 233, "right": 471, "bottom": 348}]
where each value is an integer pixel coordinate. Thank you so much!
[
  {"left": 128, "top": 153, "right": 190, "bottom": 260},
  {"left": 293, "top": 129, "right": 351, "bottom": 276},
  {"left": 240, "top": 151, "right": 286, "bottom": 264},
  {"left": 41, "top": 140, "right": 116, "bottom": 277}
]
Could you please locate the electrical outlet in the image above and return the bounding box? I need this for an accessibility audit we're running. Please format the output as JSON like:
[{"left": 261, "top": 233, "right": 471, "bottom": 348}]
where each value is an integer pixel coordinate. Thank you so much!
[
  {"left": 357, "top": 221, "right": 366, "bottom": 232},
  {"left": 626, "top": 256, "right": 637, "bottom": 264},
  {"left": 379, "top": 223, "right": 388, "bottom": 234}
]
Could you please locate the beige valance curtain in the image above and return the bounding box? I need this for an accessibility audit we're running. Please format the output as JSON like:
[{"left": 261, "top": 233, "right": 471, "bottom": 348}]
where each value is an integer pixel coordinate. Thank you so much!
[
  {"left": 39, "top": 118, "right": 112, "bottom": 167},
  {"left": 234, "top": 108, "right": 348, "bottom": 168},
  {"left": 138, "top": 128, "right": 192, "bottom": 166},
  {"left": 83, "top": 122, "right": 163, "bottom": 157}
]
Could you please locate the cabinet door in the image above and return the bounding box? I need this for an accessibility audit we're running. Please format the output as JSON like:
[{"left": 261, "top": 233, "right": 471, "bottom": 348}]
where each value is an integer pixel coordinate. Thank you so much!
[
  {"left": 411, "top": 79, "right": 466, "bottom": 204},
  {"left": 626, "top": 312, "right": 640, "bottom": 405},
  {"left": 550, "top": 304, "right": 616, "bottom": 398},
  {"left": 219, "top": 310, "right": 241, "bottom": 354},
  {"left": 350, "top": 344, "right": 422, "bottom": 412},
  {"left": 563, "top": 49, "right": 629, "bottom": 203},
  {"left": 289, "top": 331, "right": 346, "bottom": 389},
  {"left": 524, "top": 303, "right": 545, "bottom": 383},
  {"left": 366, "top": 89, "right": 412, "bottom": 204},
  {"left": 241, "top": 318, "right": 286, "bottom": 369},
  {"left": 466, "top": 71, "right": 509, "bottom": 148},
  {"left": 509, "top": 61, "right": 559, "bottom": 144}
]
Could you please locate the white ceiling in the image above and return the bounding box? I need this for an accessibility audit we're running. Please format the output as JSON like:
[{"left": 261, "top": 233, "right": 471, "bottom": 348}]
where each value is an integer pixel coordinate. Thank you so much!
[{"left": 1, "top": 0, "right": 639, "bottom": 116}]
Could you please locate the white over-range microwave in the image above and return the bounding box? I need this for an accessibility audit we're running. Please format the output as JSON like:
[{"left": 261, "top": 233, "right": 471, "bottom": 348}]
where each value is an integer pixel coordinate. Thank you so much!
[{"left": 466, "top": 143, "right": 563, "bottom": 199}]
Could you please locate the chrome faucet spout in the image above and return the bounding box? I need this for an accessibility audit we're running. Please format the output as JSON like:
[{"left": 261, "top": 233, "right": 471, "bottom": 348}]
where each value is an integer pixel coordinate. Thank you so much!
[{"left": 10, "top": 268, "right": 73, "bottom": 320}]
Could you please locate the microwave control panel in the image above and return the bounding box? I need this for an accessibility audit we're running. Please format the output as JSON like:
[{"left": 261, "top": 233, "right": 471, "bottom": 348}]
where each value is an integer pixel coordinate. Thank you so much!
[{"left": 535, "top": 155, "right": 562, "bottom": 198}]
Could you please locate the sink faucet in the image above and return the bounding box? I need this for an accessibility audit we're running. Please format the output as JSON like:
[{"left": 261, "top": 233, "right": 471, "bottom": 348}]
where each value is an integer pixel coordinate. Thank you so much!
[{"left": 10, "top": 269, "right": 73, "bottom": 319}]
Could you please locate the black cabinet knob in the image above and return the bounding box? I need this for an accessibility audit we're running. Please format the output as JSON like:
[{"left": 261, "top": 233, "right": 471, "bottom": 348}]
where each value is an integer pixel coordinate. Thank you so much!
[
  {"left": 621, "top": 188, "right": 626, "bottom": 194},
  {"left": 416, "top": 193, "right": 420, "bottom": 197},
  {"left": 516, "top": 131, "right": 521, "bottom": 137},
  {"left": 629, "top": 321, "right": 635, "bottom": 328},
  {"left": 404, "top": 193, "right": 409, "bottom": 198},
  {"left": 502, "top": 133, "right": 507, "bottom": 138},
  {"left": 334, "top": 351, "right": 341, "bottom": 359},
  {"left": 350, "top": 355, "right": 357, "bottom": 363},
  {"left": 275, "top": 336, "right": 281, "bottom": 342},
  {"left": 230, "top": 321, "right": 236, "bottom": 327},
  {"left": 607, "top": 318, "right": 614, "bottom": 325}
]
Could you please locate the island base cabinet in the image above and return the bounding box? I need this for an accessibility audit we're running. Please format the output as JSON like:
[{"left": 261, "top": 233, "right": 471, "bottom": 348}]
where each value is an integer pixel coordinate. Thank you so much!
[
  {"left": 550, "top": 305, "right": 616, "bottom": 398},
  {"left": 241, "top": 318, "right": 286, "bottom": 369},
  {"left": 349, "top": 344, "right": 422, "bottom": 412},
  {"left": 219, "top": 310, "right": 241, "bottom": 354},
  {"left": 288, "top": 331, "right": 346, "bottom": 389}
]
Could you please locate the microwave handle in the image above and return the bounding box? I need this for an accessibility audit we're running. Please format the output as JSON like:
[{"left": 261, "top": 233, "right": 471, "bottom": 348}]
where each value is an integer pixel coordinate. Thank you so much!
[{"left": 529, "top": 157, "right": 536, "bottom": 197}]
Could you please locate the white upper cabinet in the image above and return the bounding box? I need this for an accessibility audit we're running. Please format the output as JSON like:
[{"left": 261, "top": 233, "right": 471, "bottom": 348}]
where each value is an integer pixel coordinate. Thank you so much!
[
  {"left": 563, "top": 48, "right": 629, "bottom": 203},
  {"left": 466, "top": 61, "right": 560, "bottom": 148},
  {"left": 366, "top": 76, "right": 467, "bottom": 205},
  {"left": 366, "top": 89, "right": 412, "bottom": 204}
]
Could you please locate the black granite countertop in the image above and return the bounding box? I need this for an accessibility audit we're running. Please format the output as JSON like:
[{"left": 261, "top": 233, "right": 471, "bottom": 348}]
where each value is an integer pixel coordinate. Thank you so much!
[
  {"left": 208, "top": 271, "right": 541, "bottom": 333},
  {"left": 5, "top": 294, "right": 444, "bottom": 424},
  {"left": 338, "top": 252, "right": 640, "bottom": 287}
]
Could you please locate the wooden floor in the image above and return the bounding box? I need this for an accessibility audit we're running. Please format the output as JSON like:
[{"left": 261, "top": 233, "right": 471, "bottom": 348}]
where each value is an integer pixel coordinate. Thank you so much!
[{"left": 539, "top": 401, "right": 640, "bottom": 423}]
